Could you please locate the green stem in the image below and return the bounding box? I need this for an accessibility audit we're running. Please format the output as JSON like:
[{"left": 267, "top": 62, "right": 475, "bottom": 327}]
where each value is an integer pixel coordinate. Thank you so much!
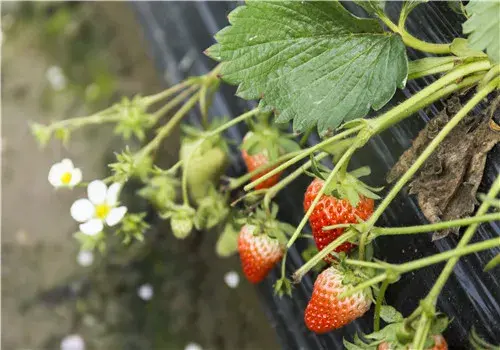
[
  {"left": 379, "top": 14, "right": 451, "bottom": 54},
  {"left": 286, "top": 146, "right": 357, "bottom": 250},
  {"left": 361, "top": 73, "right": 498, "bottom": 259},
  {"left": 340, "top": 273, "right": 387, "bottom": 298},
  {"left": 45, "top": 106, "right": 119, "bottom": 132},
  {"left": 408, "top": 62, "right": 455, "bottom": 80},
  {"left": 208, "top": 108, "right": 260, "bottom": 136},
  {"left": 244, "top": 125, "right": 363, "bottom": 191},
  {"left": 293, "top": 229, "right": 357, "bottom": 282},
  {"left": 412, "top": 174, "right": 500, "bottom": 349},
  {"left": 227, "top": 150, "right": 302, "bottom": 190},
  {"left": 342, "top": 237, "right": 500, "bottom": 298},
  {"left": 372, "top": 213, "right": 500, "bottom": 237},
  {"left": 299, "top": 128, "right": 314, "bottom": 147},
  {"left": 138, "top": 91, "right": 201, "bottom": 159},
  {"left": 374, "top": 279, "right": 390, "bottom": 331},
  {"left": 368, "top": 60, "right": 491, "bottom": 133},
  {"left": 151, "top": 85, "right": 199, "bottom": 123},
  {"left": 398, "top": 237, "right": 500, "bottom": 273},
  {"left": 263, "top": 152, "right": 329, "bottom": 211},
  {"left": 143, "top": 79, "right": 197, "bottom": 106},
  {"left": 344, "top": 259, "right": 385, "bottom": 269}
]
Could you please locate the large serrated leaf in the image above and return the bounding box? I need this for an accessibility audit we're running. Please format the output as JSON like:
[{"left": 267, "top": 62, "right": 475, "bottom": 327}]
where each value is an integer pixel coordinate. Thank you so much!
[
  {"left": 463, "top": 0, "right": 500, "bottom": 63},
  {"left": 206, "top": 1, "right": 408, "bottom": 135}
]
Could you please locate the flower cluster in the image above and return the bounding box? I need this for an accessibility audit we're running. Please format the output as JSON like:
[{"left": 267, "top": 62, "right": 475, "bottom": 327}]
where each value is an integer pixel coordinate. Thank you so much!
[{"left": 48, "top": 158, "right": 148, "bottom": 251}]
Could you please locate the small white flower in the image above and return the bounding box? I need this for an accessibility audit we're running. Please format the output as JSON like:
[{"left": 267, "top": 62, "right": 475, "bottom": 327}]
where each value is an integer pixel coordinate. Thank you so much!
[
  {"left": 48, "top": 159, "right": 82, "bottom": 188},
  {"left": 184, "top": 342, "right": 203, "bottom": 350},
  {"left": 46, "top": 65, "right": 67, "bottom": 91},
  {"left": 77, "top": 250, "right": 94, "bottom": 267},
  {"left": 60, "top": 334, "right": 85, "bottom": 350},
  {"left": 224, "top": 271, "right": 240, "bottom": 289},
  {"left": 138, "top": 283, "right": 154, "bottom": 301},
  {"left": 70, "top": 180, "right": 127, "bottom": 236}
]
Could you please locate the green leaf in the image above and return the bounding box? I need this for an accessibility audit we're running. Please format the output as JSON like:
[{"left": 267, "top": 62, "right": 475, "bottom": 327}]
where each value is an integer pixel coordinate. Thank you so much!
[
  {"left": 379, "top": 305, "right": 404, "bottom": 323},
  {"left": 450, "top": 38, "right": 488, "bottom": 59},
  {"left": 463, "top": 0, "right": 500, "bottom": 63},
  {"left": 352, "top": 0, "right": 386, "bottom": 16},
  {"left": 207, "top": 1, "right": 408, "bottom": 135}
]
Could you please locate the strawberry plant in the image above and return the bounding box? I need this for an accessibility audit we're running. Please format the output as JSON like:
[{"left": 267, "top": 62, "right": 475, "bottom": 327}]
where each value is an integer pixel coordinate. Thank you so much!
[{"left": 32, "top": 1, "right": 500, "bottom": 348}]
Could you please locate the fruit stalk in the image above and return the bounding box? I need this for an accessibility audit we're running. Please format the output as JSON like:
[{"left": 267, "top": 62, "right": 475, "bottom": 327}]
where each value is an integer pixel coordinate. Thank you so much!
[
  {"left": 137, "top": 91, "right": 202, "bottom": 160},
  {"left": 359, "top": 75, "right": 499, "bottom": 260},
  {"left": 378, "top": 12, "right": 452, "bottom": 54},
  {"left": 371, "top": 213, "right": 500, "bottom": 237},
  {"left": 263, "top": 152, "right": 329, "bottom": 211},
  {"left": 244, "top": 126, "right": 363, "bottom": 191},
  {"left": 286, "top": 145, "right": 358, "bottom": 250},
  {"left": 341, "top": 236, "right": 500, "bottom": 298},
  {"left": 412, "top": 172, "right": 500, "bottom": 349},
  {"left": 151, "top": 84, "right": 199, "bottom": 123},
  {"left": 293, "top": 229, "right": 357, "bottom": 282}
]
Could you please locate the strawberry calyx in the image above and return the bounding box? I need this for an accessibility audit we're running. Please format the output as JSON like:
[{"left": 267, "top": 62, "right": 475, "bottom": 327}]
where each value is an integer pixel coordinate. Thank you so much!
[
  {"left": 236, "top": 203, "right": 292, "bottom": 245},
  {"left": 241, "top": 113, "right": 300, "bottom": 161},
  {"left": 307, "top": 157, "right": 383, "bottom": 207}
]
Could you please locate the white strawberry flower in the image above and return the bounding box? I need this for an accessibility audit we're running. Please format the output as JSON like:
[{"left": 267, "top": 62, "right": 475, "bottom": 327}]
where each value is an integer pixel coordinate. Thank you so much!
[
  {"left": 70, "top": 180, "right": 127, "bottom": 236},
  {"left": 48, "top": 159, "right": 82, "bottom": 188}
]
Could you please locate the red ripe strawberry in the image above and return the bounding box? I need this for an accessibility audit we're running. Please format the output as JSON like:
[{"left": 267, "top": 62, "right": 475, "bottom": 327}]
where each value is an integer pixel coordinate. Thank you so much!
[
  {"left": 304, "top": 178, "right": 374, "bottom": 260},
  {"left": 241, "top": 149, "right": 282, "bottom": 190},
  {"left": 378, "top": 335, "right": 448, "bottom": 350},
  {"left": 304, "top": 266, "right": 371, "bottom": 333},
  {"left": 238, "top": 224, "right": 284, "bottom": 283}
]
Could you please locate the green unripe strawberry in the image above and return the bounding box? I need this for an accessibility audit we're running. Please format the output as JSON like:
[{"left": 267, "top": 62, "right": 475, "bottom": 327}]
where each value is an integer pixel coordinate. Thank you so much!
[
  {"left": 170, "top": 206, "right": 195, "bottom": 239},
  {"left": 180, "top": 134, "right": 228, "bottom": 204}
]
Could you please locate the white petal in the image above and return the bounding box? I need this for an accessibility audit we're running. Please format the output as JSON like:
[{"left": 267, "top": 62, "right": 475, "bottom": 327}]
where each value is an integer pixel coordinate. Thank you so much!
[
  {"left": 87, "top": 180, "right": 107, "bottom": 204},
  {"left": 60, "top": 334, "right": 85, "bottom": 350},
  {"left": 69, "top": 168, "right": 82, "bottom": 186},
  {"left": 79, "top": 219, "right": 103, "bottom": 236},
  {"left": 60, "top": 158, "right": 74, "bottom": 171},
  {"left": 185, "top": 343, "right": 203, "bottom": 350},
  {"left": 48, "top": 163, "right": 64, "bottom": 187},
  {"left": 224, "top": 271, "right": 240, "bottom": 289},
  {"left": 105, "top": 206, "right": 127, "bottom": 226},
  {"left": 70, "top": 199, "right": 94, "bottom": 223},
  {"left": 77, "top": 250, "right": 94, "bottom": 267},
  {"left": 106, "top": 183, "right": 122, "bottom": 206},
  {"left": 137, "top": 284, "right": 154, "bottom": 300}
]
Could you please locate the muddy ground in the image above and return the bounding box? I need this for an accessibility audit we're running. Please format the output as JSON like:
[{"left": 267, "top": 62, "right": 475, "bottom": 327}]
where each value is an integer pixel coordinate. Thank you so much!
[{"left": 1, "top": 3, "right": 277, "bottom": 349}]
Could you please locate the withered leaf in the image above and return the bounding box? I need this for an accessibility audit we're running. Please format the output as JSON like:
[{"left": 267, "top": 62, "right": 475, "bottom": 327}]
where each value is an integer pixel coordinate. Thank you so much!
[{"left": 387, "top": 94, "right": 500, "bottom": 240}]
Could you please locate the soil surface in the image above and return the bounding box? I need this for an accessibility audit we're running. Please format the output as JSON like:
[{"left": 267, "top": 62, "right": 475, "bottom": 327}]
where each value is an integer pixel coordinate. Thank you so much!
[{"left": 1, "top": 3, "right": 277, "bottom": 349}]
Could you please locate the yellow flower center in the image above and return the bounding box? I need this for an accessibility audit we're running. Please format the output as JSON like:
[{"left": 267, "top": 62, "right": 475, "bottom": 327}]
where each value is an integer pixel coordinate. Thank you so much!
[
  {"left": 95, "top": 204, "right": 111, "bottom": 220},
  {"left": 60, "top": 172, "right": 72, "bottom": 185}
]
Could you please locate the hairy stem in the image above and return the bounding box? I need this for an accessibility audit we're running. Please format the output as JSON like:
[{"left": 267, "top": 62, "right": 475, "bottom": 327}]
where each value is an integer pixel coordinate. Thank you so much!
[
  {"left": 227, "top": 150, "right": 302, "bottom": 190},
  {"left": 293, "top": 229, "right": 357, "bottom": 282},
  {"left": 412, "top": 174, "right": 500, "bottom": 349},
  {"left": 263, "top": 152, "right": 329, "bottom": 211},
  {"left": 137, "top": 91, "right": 201, "bottom": 159},
  {"left": 342, "top": 237, "right": 500, "bottom": 298},
  {"left": 151, "top": 85, "right": 199, "bottom": 123},
  {"left": 372, "top": 213, "right": 500, "bottom": 237},
  {"left": 380, "top": 14, "right": 451, "bottom": 54},
  {"left": 244, "top": 125, "right": 363, "bottom": 191},
  {"left": 360, "top": 73, "right": 498, "bottom": 260},
  {"left": 286, "top": 146, "right": 357, "bottom": 250},
  {"left": 374, "top": 279, "right": 390, "bottom": 331}
]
